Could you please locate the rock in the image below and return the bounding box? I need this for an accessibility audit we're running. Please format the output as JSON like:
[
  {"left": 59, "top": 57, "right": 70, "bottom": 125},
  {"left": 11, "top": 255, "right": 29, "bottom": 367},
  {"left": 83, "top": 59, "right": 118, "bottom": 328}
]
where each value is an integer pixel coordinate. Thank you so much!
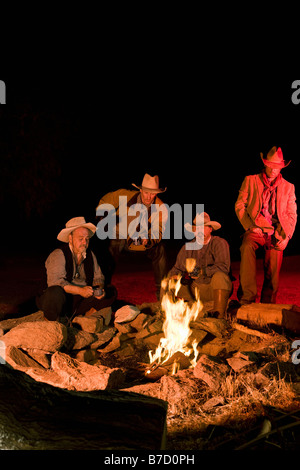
[
  {"left": 72, "top": 315, "right": 104, "bottom": 334},
  {"left": 140, "top": 332, "right": 164, "bottom": 351},
  {"left": 115, "top": 305, "right": 140, "bottom": 323},
  {"left": 129, "top": 313, "right": 149, "bottom": 331},
  {"left": 97, "top": 307, "right": 112, "bottom": 326},
  {"left": 190, "top": 318, "right": 228, "bottom": 338},
  {"left": 87, "top": 307, "right": 112, "bottom": 326},
  {"left": 197, "top": 337, "right": 227, "bottom": 356},
  {"left": 50, "top": 351, "right": 125, "bottom": 391},
  {"left": 202, "top": 395, "right": 225, "bottom": 411},
  {"left": 189, "top": 329, "right": 207, "bottom": 346},
  {"left": 0, "top": 311, "right": 45, "bottom": 335},
  {"left": 65, "top": 327, "right": 96, "bottom": 350},
  {"left": 226, "top": 353, "right": 255, "bottom": 372},
  {"left": 74, "top": 349, "right": 99, "bottom": 364},
  {"left": 91, "top": 327, "right": 117, "bottom": 349},
  {"left": 25, "top": 349, "right": 51, "bottom": 368},
  {"left": 4, "top": 345, "right": 46, "bottom": 371},
  {"left": 99, "top": 335, "right": 121, "bottom": 353},
  {"left": 193, "top": 354, "right": 230, "bottom": 389},
  {"left": 1, "top": 321, "right": 67, "bottom": 353},
  {"left": 114, "top": 322, "right": 135, "bottom": 334},
  {"left": 159, "top": 370, "right": 204, "bottom": 414}
]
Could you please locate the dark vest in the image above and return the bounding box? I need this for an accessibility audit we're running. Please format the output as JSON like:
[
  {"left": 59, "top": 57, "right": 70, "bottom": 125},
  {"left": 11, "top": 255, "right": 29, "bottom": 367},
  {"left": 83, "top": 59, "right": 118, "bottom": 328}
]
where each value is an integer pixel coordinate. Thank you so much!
[{"left": 59, "top": 244, "right": 94, "bottom": 286}]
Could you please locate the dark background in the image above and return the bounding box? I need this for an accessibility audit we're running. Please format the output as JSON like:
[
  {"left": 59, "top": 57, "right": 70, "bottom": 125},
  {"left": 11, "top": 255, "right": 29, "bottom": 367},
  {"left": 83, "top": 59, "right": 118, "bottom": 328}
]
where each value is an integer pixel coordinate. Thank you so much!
[{"left": 0, "top": 74, "right": 299, "bottom": 263}]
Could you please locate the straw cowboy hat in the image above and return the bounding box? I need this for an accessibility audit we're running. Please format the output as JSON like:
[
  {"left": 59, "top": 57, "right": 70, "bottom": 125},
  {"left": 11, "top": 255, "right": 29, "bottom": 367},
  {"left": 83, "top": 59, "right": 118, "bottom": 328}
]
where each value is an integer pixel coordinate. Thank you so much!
[
  {"left": 57, "top": 217, "right": 97, "bottom": 243},
  {"left": 185, "top": 212, "right": 221, "bottom": 233},
  {"left": 132, "top": 173, "right": 167, "bottom": 193},
  {"left": 260, "top": 146, "right": 291, "bottom": 169}
]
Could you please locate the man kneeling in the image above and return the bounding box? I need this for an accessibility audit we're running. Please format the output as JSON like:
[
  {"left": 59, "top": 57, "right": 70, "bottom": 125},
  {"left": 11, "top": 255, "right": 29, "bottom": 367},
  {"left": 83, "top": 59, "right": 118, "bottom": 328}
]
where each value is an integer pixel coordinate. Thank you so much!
[{"left": 163, "top": 212, "right": 232, "bottom": 319}]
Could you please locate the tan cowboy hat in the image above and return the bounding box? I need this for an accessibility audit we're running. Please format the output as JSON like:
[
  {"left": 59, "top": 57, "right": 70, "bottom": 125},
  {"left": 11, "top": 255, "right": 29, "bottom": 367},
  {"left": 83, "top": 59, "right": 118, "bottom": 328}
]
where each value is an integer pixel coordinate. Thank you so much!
[
  {"left": 57, "top": 217, "right": 97, "bottom": 242},
  {"left": 132, "top": 173, "right": 167, "bottom": 193},
  {"left": 185, "top": 212, "right": 221, "bottom": 233},
  {"left": 260, "top": 146, "right": 291, "bottom": 169}
]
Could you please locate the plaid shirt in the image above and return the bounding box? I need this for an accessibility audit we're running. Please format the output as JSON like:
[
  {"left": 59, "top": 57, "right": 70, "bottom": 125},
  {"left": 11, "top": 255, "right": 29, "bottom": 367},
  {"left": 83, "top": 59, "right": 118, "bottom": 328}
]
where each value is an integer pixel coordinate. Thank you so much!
[{"left": 169, "top": 235, "right": 231, "bottom": 284}]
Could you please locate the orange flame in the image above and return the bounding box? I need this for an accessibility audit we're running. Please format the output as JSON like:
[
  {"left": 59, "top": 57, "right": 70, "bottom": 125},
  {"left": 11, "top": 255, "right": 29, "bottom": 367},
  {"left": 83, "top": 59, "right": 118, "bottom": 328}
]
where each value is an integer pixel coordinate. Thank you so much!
[{"left": 149, "top": 277, "right": 202, "bottom": 373}]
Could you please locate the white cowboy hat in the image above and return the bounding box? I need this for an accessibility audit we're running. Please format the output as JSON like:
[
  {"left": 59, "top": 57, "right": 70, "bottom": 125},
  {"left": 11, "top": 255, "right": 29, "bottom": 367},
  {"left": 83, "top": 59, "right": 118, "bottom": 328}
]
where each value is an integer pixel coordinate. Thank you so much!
[
  {"left": 184, "top": 212, "right": 221, "bottom": 233},
  {"left": 57, "top": 217, "right": 97, "bottom": 243},
  {"left": 132, "top": 173, "right": 167, "bottom": 193},
  {"left": 260, "top": 146, "right": 291, "bottom": 169}
]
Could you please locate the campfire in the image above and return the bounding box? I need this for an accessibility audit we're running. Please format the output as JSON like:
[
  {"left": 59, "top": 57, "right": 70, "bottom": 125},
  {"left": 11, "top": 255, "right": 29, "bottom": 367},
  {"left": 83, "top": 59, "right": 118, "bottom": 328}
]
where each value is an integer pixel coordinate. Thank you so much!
[{"left": 146, "top": 270, "right": 203, "bottom": 379}]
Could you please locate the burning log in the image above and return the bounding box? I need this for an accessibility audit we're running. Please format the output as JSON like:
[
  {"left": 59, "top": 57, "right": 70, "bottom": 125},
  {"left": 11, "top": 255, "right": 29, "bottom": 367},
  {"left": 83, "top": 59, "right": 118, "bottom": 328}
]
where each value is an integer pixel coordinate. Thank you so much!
[
  {"left": 0, "top": 363, "right": 167, "bottom": 450},
  {"left": 145, "top": 351, "right": 192, "bottom": 381}
]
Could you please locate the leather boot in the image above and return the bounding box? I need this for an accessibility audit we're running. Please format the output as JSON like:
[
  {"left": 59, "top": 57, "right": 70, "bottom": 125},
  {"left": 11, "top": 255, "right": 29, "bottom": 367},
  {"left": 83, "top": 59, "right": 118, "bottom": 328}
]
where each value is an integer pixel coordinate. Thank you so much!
[{"left": 212, "top": 289, "right": 230, "bottom": 319}]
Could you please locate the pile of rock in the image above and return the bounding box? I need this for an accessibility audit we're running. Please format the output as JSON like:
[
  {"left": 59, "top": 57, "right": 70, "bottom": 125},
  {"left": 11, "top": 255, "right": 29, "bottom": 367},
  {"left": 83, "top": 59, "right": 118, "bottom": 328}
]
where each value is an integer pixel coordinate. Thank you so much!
[
  {"left": 0, "top": 301, "right": 295, "bottom": 399},
  {"left": 0, "top": 303, "right": 169, "bottom": 392}
]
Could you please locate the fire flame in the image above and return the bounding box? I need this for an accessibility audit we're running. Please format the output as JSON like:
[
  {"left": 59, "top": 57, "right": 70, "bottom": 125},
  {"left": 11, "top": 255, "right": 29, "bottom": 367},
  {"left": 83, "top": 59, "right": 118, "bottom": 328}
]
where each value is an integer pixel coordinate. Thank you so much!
[{"left": 149, "top": 276, "right": 202, "bottom": 374}]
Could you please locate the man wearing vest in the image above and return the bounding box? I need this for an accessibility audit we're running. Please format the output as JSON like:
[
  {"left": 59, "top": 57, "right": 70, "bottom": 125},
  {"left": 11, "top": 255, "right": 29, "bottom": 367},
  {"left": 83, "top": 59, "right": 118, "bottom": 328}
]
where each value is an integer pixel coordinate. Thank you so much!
[
  {"left": 235, "top": 146, "right": 297, "bottom": 304},
  {"left": 37, "top": 217, "right": 117, "bottom": 322}
]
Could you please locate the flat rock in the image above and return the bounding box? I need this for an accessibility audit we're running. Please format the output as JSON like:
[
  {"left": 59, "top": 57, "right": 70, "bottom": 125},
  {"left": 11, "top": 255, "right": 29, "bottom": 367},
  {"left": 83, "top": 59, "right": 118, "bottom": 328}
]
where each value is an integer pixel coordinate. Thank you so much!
[
  {"left": 190, "top": 318, "right": 228, "bottom": 338},
  {"left": 1, "top": 321, "right": 67, "bottom": 353},
  {"left": 0, "top": 311, "right": 45, "bottom": 335},
  {"left": 4, "top": 345, "right": 46, "bottom": 371},
  {"left": 72, "top": 315, "right": 104, "bottom": 334},
  {"left": 90, "top": 327, "right": 117, "bottom": 349},
  {"left": 50, "top": 351, "right": 125, "bottom": 391}
]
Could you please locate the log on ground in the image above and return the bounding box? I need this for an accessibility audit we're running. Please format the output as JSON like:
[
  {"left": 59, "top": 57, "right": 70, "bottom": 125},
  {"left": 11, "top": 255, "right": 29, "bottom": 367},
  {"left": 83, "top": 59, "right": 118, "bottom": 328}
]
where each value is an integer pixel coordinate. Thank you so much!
[
  {"left": 0, "top": 364, "right": 167, "bottom": 450},
  {"left": 236, "top": 303, "right": 300, "bottom": 333}
]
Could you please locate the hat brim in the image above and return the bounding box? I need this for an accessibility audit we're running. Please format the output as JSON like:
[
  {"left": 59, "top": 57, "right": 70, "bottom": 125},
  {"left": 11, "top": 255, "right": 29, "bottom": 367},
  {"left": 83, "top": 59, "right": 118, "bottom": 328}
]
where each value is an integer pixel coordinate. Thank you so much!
[
  {"left": 260, "top": 154, "right": 291, "bottom": 169},
  {"left": 57, "top": 223, "right": 97, "bottom": 242},
  {"left": 132, "top": 183, "right": 167, "bottom": 193},
  {"left": 184, "top": 221, "right": 221, "bottom": 233}
]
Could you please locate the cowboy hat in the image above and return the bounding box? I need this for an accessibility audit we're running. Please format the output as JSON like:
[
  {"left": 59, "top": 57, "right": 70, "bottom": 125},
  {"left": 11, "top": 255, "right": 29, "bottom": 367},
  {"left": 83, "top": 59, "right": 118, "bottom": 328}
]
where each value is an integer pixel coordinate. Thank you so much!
[
  {"left": 260, "top": 146, "right": 291, "bottom": 169},
  {"left": 57, "top": 217, "right": 97, "bottom": 243},
  {"left": 185, "top": 212, "right": 221, "bottom": 233},
  {"left": 132, "top": 173, "right": 167, "bottom": 193}
]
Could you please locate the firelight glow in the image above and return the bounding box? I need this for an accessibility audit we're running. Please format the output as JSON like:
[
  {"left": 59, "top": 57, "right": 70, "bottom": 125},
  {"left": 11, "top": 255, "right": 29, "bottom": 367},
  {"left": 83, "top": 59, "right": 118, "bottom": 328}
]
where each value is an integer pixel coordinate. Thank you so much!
[{"left": 149, "top": 277, "right": 203, "bottom": 373}]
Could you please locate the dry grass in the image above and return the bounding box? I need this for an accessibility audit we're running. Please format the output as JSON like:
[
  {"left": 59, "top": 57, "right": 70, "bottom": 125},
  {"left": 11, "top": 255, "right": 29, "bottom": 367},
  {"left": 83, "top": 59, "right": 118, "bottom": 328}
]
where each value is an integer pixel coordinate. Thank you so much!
[{"left": 166, "top": 370, "right": 300, "bottom": 450}]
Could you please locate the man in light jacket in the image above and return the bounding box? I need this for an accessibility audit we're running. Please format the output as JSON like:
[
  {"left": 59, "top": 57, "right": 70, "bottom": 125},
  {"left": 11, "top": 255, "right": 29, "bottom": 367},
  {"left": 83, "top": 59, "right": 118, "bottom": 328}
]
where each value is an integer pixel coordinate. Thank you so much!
[{"left": 235, "top": 146, "right": 297, "bottom": 304}]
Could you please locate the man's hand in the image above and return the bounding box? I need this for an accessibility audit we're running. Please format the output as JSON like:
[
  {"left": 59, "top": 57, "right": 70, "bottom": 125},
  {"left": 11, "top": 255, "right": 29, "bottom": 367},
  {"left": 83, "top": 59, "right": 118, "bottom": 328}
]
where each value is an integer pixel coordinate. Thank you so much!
[
  {"left": 80, "top": 286, "right": 94, "bottom": 298},
  {"left": 274, "top": 238, "right": 289, "bottom": 251},
  {"left": 251, "top": 227, "right": 263, "bottom": 234},
  {"left": 63, "top": 285, "right": 94, "bottom": 298}
]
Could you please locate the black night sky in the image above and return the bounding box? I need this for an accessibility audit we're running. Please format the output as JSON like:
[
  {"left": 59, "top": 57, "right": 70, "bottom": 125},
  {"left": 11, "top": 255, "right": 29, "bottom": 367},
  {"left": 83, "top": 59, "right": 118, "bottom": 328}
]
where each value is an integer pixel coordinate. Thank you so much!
[{"left": 1, "top": 74, "right": 299, "bottom": 263}]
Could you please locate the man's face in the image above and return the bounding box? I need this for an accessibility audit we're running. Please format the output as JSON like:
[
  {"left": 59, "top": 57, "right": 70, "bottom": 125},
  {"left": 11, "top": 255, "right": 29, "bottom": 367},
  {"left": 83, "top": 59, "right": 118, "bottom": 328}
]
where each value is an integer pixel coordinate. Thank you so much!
[
  {"left": 193, "top": 225, "right": 213, "bottom": 244},
  {"left": 265, "top": 165, "right": 281, "bottom": 181},
  {"left": 140, "top": 189, "right": 157, "bottom": 206},
  {"left": 69, "top": 227, "right": 90, "bottom": 255}
]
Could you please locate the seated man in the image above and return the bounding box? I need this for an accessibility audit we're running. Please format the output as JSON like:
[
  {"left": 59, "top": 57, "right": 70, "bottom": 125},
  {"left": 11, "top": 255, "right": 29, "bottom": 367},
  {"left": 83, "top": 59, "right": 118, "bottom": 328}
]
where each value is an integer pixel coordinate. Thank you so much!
[
  {"left": 164, "top": 212, "right": 232, "bottom": 318},
  {"left": 37, "top": 217, "right": 117, "bottom": 322}
]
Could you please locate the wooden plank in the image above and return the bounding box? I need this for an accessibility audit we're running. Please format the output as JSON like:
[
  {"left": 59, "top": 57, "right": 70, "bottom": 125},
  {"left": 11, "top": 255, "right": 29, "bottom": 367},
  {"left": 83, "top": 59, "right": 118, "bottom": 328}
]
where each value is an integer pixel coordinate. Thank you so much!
[{"left": 0, "top": 364, "right": 167, "bottom": 450}]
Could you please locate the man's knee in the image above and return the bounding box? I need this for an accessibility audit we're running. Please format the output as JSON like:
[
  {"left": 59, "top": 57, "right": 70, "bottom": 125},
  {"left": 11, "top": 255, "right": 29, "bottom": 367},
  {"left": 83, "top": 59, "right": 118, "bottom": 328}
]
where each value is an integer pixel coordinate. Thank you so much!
[
  {"left": 38, "top": 286, "right": 66, "bottom": 321},
  {"left": 211, "top": 271, "right": 232, "bottom": 291}
]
